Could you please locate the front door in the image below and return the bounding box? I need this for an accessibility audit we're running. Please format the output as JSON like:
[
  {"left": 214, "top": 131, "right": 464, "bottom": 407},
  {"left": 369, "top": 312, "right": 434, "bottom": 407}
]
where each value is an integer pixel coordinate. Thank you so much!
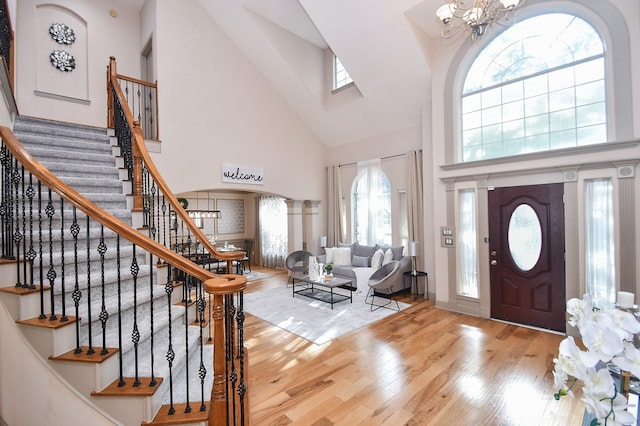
[{"left": 488, "top": 183, "right": 566, "bottom": 332}]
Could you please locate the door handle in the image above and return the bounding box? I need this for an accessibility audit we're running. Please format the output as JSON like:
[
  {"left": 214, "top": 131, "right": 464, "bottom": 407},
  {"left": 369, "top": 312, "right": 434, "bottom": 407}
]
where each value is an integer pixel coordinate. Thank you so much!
[{"left": 490, "top": 260, "right": 498, "bottom": 265}]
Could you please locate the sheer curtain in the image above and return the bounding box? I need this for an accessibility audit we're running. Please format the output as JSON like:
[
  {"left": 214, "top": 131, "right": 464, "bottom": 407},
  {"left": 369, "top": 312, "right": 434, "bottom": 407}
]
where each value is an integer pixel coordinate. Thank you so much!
[
  {"left": 585, "top": 178, "right": 615, "bottom": 304},
  {"left": 459, "top": 189, "right": 478, "bottom": 297},
  {"left": 407, "top": 150, "right": 423, "bottom": 268},
  {"left": 259, "top": 195, "right": 288, "bottom": 269},
  {"left": 355, "top": 159, "right": 385, "bottom": 245}
]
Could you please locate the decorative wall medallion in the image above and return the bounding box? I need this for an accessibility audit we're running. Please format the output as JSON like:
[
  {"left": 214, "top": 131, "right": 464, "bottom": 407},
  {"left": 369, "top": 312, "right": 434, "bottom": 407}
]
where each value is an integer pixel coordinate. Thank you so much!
[
  {"left": 50, "top": 50, "right": 76, "bottom": 72},
  {"left": 49, "top": 23, "right": 76, "bottom": 45}
]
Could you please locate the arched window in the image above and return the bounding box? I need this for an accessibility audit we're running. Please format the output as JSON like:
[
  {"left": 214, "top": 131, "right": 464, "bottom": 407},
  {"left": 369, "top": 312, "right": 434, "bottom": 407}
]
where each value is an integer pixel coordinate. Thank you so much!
[
  {"left": 352, "top": 160, "right": 391, "bottom": 246},
  {"left": 461, "top": 13, "right": 606, "bottom": 162}
]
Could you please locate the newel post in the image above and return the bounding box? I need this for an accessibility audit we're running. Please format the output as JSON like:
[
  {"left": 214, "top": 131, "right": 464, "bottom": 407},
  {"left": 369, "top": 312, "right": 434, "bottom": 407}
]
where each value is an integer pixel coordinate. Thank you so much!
[
  {"left": 107, "top": 56, "right": 117, "bottom": 129},
  {"left": 203, "top": 275, "right": 248, "bottom": 426},
  {"left": 132, "top": 121, "right": 144, "bottom": 212}
]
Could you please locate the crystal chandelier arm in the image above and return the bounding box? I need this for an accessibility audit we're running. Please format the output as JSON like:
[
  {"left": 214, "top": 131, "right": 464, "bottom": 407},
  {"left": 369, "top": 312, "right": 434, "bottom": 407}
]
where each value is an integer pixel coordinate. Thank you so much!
[{"left": 435, "top": 0, "right": 525, "bottom": 39}]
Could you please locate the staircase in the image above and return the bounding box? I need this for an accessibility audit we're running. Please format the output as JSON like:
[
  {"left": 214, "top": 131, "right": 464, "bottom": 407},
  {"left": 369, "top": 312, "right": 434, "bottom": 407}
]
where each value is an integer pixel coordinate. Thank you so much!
[{"left": 0, "top": 117, "right": 213, "bottom": 425}]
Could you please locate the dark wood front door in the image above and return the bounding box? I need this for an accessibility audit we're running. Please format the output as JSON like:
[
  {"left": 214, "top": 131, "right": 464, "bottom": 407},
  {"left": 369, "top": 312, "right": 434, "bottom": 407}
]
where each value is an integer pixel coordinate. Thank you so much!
[{"left": 488, "top": 183, "right": 566, "bottom": 332}]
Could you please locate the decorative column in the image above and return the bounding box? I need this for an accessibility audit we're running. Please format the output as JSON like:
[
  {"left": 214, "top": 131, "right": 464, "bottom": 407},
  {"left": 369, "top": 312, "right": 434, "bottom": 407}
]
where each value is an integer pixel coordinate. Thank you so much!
[
  {"left": 303, "top": 200, "right": 321, "bottom": 254},
  {"left": 286, "top": 200, "right": 304, "bottom": 253}
]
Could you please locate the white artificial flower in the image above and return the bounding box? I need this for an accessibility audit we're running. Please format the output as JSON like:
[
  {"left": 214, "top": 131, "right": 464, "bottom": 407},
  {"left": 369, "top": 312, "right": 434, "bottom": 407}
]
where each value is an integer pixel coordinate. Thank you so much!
[
  {"left": 567, "top": 297, "right": 594, "bottom": 327},
  {"left": 555, "top": 295, "right": 639, "bottom": 426},
  {"left": 557, "top": 336, "right": 599, "bottom": 376},
  {"left": 581, "top": 319, "right": 625, "bottom": 362},
  {"left": 612, "top": 342, "right": 640, "bottom": 379},
  {"left": 582, "top": 368, "right": 616, "bottom": 420},
  {"left": 608, "top": 308, "right": 640, "bottom": 336}
]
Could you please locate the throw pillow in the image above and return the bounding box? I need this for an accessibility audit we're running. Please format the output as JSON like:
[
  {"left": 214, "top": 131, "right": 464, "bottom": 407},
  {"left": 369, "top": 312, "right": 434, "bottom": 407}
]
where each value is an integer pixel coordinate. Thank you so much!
[
  {"left": 391, "top": 246, "right": 404, "bottom": 260},
  {"left": 352, "top": 243, "right": 377, "bottom": 258},
  {"left": 382, "top": 248, "right": 394, "bottom": 265},
  {"left": 332, "top": 247, "right": 352, "bottom": 266},
  {"left": 325, "top": 247, "right": 335, "bottom": 264},
  {"left": 352, "top": 255, "right": 369, "bottom": 267},
  {"left": 371, "top": 249, "right": 384, "bottom": 269}
]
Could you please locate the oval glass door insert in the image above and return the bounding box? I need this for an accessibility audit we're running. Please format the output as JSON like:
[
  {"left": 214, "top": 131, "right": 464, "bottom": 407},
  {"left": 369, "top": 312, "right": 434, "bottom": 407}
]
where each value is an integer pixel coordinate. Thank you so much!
[{"left": 508, "top": 204, "right": 542, "bottom": 271}]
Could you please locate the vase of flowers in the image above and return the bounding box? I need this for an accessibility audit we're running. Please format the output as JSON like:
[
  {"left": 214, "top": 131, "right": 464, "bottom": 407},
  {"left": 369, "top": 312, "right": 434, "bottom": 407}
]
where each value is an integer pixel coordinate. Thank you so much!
[{"left": 553, "top": 295, "right": 640, "bottom": 425}]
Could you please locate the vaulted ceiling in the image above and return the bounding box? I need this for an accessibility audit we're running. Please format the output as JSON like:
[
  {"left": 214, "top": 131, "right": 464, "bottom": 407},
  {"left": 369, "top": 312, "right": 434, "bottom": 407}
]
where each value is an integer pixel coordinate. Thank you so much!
[
  {"left": 120, "top": 0, "right": 449, "bottom": 147},
  {"left": 194, "top": 0, "right": 447, "bottom": 147}
]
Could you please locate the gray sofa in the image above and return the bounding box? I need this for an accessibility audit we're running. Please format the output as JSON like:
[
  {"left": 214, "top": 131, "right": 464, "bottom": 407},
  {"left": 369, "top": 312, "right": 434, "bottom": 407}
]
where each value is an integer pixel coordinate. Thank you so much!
[{"left": 315, "top": 243, "right": 411, "bottom": 294}]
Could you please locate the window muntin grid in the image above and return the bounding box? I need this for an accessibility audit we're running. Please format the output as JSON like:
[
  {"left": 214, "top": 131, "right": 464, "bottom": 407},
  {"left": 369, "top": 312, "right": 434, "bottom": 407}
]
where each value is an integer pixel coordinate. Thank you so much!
[
  {"left": 334, "top": 55, "right": 353, "bottom": 90},
  {"left": 461, "top": 13, "right": 606, "bottom": 162}
]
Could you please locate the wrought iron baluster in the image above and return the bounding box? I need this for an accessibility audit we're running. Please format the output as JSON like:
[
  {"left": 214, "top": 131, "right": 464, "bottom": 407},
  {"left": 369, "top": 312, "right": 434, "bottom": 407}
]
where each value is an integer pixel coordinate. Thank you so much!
[
  {"left": 165, "top": 265, "right": 176, "bottom": 416},
  {"left": 237, "top": 290, "right": 247, "bottom": 425},
  {"left": 183, "top": 271, "right": 192, "bottom": 415},
  {"left": 196, "top": 281, "right": 207, "bottom": 412},
  {"left": 38, "top": 181, "right": 45, "bottom": 319},
  {"left": 149, "top": 250, "right": 156, "bottom": 387},
  {"left": 116, "top": 235, "right": 125, "bottom": 387},
  {"left": 97, "top": 226, "right": 109, "bottom": 355},
  {"left": 86, "top": 215, "right": 94, "bottom": 355},
  {"left": 147, "top": 184, "right": 158, "bottom": 387},
  {"left": 207, "top": 293, "right": 212, "bottom": 343},
  {"left": 130, "top": 244, "right": 141, "bottom": 387},
  {"left": 71, "top": 206, "right": 82, "bottom": 353},
  {"left": 20, "top": 166, "right": 27, "bottom": 288},
  {"left": 142, "top": 165, "right": 149, "bottom": 228},
  {"left": 12, "top": 159, "right": 22, "bottom": 286},
  {"left": 0, "top": 142, "right": 13, "bottom": 259},
  {"left": 135, "top": 84, "right": 142, "bottom": 128},
  {"left": 226, "top": 294, "right": 237, "bottom": 422},
  {"left": 60, "top": 198, "right": 67, "bottom": 322},
  {"left": 25, "top": 173, "right": 36, "bottom": 289},
  {"left": 161, "top": 195, "right": 167, "bottom": 256},
  {"left": 45, "top": 188, "right": 56, "bottom": 321},
  {"left": 0, "top": 0, "right": 12, "bottom": 73}
]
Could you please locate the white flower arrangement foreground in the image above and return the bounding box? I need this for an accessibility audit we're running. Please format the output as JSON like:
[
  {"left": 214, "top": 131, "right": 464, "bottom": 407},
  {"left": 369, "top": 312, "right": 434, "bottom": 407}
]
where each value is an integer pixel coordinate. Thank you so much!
[{"left": 554, "top": 296, "right": 640, "bottom": 425}]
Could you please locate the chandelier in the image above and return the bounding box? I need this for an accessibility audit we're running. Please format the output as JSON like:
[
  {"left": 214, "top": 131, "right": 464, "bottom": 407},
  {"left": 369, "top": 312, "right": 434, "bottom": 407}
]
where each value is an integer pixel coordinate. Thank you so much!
[
  {"left": 188, "top": 210, "right": 221, "bottom": 219},
  {"left": 436, "top": 0, "right": 524, "bottom": 39}
]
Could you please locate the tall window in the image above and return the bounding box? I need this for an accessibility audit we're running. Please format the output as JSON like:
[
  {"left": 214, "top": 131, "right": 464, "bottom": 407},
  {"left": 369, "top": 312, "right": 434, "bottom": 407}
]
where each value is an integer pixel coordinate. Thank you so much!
[
  {"left": 333, "top": 55, "right": 353, "bottom": 90},
  {"left": 462, "top": 13, "right": 606, "bottom": 162},
  {"left": 584, "top": 178, "right": 615, "bottom": 304},
  {"left": 352, "top": 159, "right": 391, "bottom": 246},
  {"left": 458, "top": 189, "right": 478, "bottom": 297},
  {"left": 259, "top": 196, "right": 287, "bottom": 269}
]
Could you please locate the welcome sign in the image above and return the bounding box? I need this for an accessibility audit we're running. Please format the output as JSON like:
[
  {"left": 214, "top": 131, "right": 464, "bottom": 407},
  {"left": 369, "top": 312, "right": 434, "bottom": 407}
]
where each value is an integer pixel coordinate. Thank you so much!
[{"left": 222, "top": 163, "right": 264, "bottom": 185}]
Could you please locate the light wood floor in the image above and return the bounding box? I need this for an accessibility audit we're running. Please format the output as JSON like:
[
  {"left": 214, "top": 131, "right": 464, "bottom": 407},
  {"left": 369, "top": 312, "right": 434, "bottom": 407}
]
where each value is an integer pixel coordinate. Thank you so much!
[{"left": 242, "top": 266, "right": 585, "bottom": 425}]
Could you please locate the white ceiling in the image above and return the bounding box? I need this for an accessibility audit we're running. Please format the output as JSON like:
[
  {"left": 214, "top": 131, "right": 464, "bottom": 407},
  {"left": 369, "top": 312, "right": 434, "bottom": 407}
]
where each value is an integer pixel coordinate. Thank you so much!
[
  {"left": 195, "top": 0, "right": 448, "bottom": 147},
  {"left": 122, "top": 0, "right": 448, "bottom": 147}
]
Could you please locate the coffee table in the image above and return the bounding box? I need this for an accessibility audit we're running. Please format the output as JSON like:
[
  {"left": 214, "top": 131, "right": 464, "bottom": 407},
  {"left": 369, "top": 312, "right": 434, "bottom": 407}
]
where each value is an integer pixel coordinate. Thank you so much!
[{"left": 292, "top": 275, "right": 356, "bottom": 309}]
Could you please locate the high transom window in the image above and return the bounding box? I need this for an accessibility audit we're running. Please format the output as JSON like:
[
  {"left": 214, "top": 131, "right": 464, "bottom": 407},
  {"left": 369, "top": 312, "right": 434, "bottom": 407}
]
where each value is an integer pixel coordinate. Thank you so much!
[
  {"left": 333, "top": 55, "right": 353, "bottom": 91},
  {"left": 461, "top": 13, "right": 606, "bottom": 162}
]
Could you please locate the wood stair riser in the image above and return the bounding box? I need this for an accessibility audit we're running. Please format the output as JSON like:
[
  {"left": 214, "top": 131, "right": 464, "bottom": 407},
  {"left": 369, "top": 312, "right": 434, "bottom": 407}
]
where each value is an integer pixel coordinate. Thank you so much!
[
  {"left": 91, "top": 390, "right": 161, "bottom": 426},
  {"left": 50, "top": 353, "right": 120, "bottom": 397},
  {"left": 0, "top": 288, "right": 51, "bottom": 320},
  {"left": 17, "top": 320, "right": 76, "bottom": 358}
]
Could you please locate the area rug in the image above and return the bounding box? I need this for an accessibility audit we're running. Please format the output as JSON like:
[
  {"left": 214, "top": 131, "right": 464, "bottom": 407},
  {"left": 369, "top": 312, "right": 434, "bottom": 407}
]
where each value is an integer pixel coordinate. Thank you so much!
[
  {"left": 242, "top": 270, "right": 271, "bottom": 281},
  {"left": 243, "top": 286, "right": 410, "bottom": 345}
]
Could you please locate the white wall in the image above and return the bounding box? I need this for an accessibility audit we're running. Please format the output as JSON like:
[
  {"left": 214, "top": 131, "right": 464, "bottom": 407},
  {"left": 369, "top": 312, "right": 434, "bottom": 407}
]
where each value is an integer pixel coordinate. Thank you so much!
[
  {"left": 0, "top": 302, "right": 120, "bottom": 426},
  {"left": 147, "top": 0, "right": 326, "bottom": 204},
  {"left": 15, "top": 0, "right": 141, "bottom": 127}
]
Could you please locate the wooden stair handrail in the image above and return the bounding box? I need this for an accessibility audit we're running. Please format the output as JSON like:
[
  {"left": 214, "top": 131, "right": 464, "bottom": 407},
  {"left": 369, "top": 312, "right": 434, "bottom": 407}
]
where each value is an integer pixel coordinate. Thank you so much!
[
  {"left": 107, "top": 57, "right": 244, "bottom": 267},
  {"left": 0, "top": 125, "right": 235, "bottom": 289}
]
